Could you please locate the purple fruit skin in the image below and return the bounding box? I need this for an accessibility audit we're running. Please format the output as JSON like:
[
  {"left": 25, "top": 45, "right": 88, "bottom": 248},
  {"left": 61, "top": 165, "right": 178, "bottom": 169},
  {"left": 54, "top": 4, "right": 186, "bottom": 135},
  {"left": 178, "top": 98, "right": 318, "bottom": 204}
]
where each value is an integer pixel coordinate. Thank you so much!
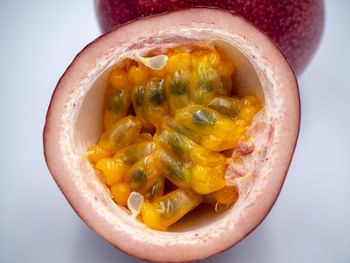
[{"left": 95, "top": 0, "right": 324, "bottom": 75}]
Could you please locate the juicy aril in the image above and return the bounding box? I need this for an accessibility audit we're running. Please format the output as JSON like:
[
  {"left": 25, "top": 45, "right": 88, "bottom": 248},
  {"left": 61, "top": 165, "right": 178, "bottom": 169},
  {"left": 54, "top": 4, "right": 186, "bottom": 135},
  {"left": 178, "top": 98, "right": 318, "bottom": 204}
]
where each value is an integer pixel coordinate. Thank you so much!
[{"left": 95, "top": 0, "right": 324, "bottom": 75}]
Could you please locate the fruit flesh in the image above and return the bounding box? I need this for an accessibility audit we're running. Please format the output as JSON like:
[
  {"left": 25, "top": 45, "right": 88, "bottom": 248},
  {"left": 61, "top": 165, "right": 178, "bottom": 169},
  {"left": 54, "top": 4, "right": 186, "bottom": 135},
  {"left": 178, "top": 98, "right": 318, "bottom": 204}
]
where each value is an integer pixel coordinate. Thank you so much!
[{"left": 86, "top": 46, "right": 262, "bottom": 230}]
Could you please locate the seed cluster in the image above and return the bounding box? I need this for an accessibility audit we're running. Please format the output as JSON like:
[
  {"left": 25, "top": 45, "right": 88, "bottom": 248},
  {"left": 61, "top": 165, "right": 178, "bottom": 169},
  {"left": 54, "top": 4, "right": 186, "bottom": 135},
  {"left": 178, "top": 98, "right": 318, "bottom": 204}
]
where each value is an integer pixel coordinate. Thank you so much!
[{"left": 86, "top": 47, "right": 261, "bottom": 231}]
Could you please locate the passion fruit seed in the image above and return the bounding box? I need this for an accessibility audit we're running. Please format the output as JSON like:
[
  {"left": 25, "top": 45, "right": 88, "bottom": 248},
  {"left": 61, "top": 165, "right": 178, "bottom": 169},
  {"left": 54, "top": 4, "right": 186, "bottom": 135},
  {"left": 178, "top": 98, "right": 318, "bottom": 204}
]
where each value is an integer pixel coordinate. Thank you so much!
[
  {"left": 155, "top": 128, "right": 227, "bottom": 167},
  {"left": 98, "top": 116, "right": 142, "bottom": 152},
  {"left": 166, "top": 70, "right": 191, "bottom": 115},
  {"left": 145, "top": 176, "right": 165, "bottom": 201},
  {"left": 124, "top": 154, "right": 161, "bottom": 193},
  {"left": 159, "top": 150, "right": 192, "bottom": 188},
  {"left": 192, "top": 108, "right": 217, "bottom": 126},
  {"left": 166, "top": 132, "right": 187, "bottom": 156},
  {"left": 192, "top": 65, "right": 219, "bottom": 104},
  {"left": 141, "top": 188, "right": 202, "bottom": 231},
  {"left": 218, "top": 76, "right": 233, "bottom": 96},
  {"left": 95, "top": 141, "right": 157, "bottom": 186},
  {"left": 208, "top": 96, "right": 241, "bottom": 119},
  {"left": 144, "top": 78, "right": 168, "bottom": 127},
  {"left": 128, "top": 167, "right": 148, "bottom": 189},
  {"left": 104, "top": 87, "right": 131, "bottom": 129},
  {"left": 168, "top": 72, "right": 189, "bottom": 95},
  {"left": 119, "top": 142, "right": 155, "bottom": 165},
  {"left": 133, "top": 85, "right": 145, "bottom": 107},
  {"left": 166, "top": 119, "right": 202, "bottom": 143},
  {"left": 86, "top": 47, "right": 261, "bottom": 231},
  {"left": 130, "top": 84, "right": 153, "bottom": 129},
  {"left": 106, "top": 90, "right": 124, "bottom": 112},
  {"left": 147, "top": 78, "right": 166, "bottom": 106}
]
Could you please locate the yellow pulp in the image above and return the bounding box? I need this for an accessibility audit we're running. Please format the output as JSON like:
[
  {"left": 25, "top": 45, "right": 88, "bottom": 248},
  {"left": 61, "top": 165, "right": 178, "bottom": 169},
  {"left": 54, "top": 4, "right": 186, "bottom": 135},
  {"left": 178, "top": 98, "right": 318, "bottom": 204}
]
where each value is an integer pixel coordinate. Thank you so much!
[{"left": 86, "top": 47, "right": 261, "bottom": 231}]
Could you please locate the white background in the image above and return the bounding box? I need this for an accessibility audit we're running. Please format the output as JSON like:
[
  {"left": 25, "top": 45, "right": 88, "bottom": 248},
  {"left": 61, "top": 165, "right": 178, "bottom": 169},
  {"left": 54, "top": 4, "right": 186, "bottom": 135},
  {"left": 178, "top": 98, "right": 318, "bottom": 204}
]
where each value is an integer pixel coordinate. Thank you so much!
[{"left": 1, "top": 1, "right": 349, "bottom": 262}]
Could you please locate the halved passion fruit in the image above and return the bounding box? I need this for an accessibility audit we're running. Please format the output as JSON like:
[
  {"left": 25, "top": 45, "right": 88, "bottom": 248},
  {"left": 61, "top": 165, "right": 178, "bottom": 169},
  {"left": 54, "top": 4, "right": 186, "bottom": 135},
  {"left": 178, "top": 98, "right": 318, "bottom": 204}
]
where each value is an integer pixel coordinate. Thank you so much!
[{"left": 44, "top": 8, "right": 300, "bottom": 262}]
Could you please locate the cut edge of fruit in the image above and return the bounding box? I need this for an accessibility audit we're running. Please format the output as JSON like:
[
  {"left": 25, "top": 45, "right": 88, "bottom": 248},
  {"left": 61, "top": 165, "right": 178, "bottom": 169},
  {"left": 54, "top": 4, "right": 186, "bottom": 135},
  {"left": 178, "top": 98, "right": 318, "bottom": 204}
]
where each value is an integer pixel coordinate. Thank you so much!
[{"left": 44, "top": 7, "right": 300, "bottom": 262}]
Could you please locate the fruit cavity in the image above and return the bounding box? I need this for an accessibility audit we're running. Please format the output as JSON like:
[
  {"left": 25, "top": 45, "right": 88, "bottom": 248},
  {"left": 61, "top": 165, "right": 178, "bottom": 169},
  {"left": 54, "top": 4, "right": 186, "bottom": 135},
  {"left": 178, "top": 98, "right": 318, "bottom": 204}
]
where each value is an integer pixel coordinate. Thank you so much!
[{"left": 86, "top": 46, "right": 261, "bottom": 231}]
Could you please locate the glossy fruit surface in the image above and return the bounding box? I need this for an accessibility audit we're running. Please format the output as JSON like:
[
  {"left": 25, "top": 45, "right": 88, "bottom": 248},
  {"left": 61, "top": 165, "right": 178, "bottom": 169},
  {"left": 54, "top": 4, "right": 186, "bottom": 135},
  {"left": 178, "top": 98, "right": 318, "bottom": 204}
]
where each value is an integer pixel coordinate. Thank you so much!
[{"left": 95, "top": 0, "right": 324, "bottom": 75}]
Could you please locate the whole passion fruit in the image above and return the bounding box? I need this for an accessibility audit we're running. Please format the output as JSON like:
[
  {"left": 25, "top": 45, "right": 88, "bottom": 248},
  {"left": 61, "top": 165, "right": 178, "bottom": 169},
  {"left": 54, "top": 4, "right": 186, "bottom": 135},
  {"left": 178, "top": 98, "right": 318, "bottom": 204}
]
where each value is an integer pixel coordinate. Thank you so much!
[
  {"left": 44, "top": 8, "right": 300, "bottom": 262},
  {"left": 95, "top": 0, "right": 325, "bottom": 75}
]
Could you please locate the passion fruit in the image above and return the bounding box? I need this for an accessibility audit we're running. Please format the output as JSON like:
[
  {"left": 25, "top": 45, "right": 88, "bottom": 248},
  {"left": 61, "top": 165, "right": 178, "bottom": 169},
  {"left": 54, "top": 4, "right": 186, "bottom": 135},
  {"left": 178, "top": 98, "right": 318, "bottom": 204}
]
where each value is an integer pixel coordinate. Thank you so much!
[
  {"left": 44, "top": 8, "right": 300, "bottom": 262},
  {"left": 95, "top": 0, "right": 325, "bottom": 75}
]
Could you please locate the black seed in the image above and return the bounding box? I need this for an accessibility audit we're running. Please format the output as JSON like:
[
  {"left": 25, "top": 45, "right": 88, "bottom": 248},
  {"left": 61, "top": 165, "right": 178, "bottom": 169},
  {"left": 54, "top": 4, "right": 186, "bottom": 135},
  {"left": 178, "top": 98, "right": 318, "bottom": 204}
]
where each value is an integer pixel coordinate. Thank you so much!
[
  {"left": 168, "top": 71, "right": 188, "bottom": 96},
  {"left": 121, "top": 148, "right": 140, "bottom": 166},
  {"left": 146, "top": 178, "right": 163, "bottom": 201},
  {"left": 197, "top": 66, "right": 217, "bottom": 92},
  {"left": 168, "top": 133, "right": 186, "bottom": 156},
  {"left": 129, "top": 168, "right": 147, "bottom": 189},
  {"left": 166, "top": 161, "right": 185, "bottom": 182},
  {"left": 107, "top": 90, "right": 125, "bottom": 112},
  {"left": 209, "top": 97, "right": 240, "bottom": 118},
  {"left": 121, "top": 144, "right": 153, "bottom": 166},
  {"left": 192, "top": 109, "right": 217, "bottom": 126},
  {"left": 159, "top": 198, "right": 179, "bottom": 217},
  {"left": 134, "top": 85, "right": 145, "bottom": 107},
  {"left": 166, "top": 120, "right": 202, "bottom": 144},
  {"left": 111, "top": 129, "right": 125, "bottom": 144},
  {"left": 198, "top": 79, "right": 215, "bottom": 92},
  {"left": 147, "top": 78, "right": 165, "bottom": 105}
]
